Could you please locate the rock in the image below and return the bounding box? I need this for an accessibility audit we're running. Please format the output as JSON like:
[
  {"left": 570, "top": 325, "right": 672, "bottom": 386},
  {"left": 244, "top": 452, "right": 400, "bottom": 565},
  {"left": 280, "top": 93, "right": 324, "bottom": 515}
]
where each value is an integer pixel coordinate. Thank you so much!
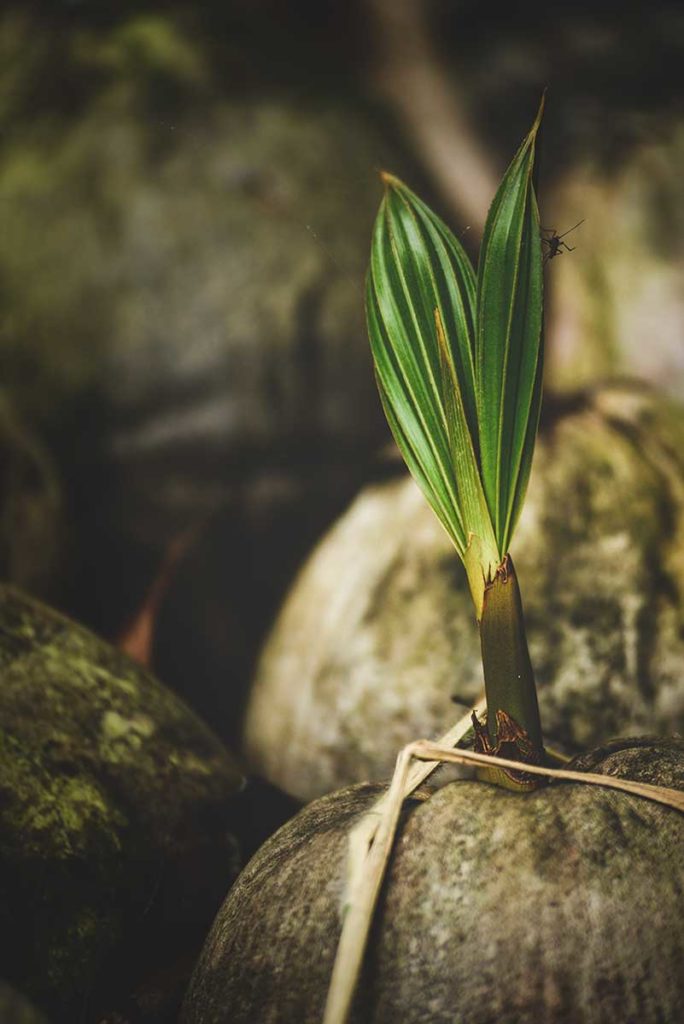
[
  {"left": 182, "top": 738, "right": 684, "bottom": 1024},
  {"left": 0, "top": 11, "right": 418, "bottom": 635},
  {"left": 0, "top": 585, "right": 243, "bottom": 1022},
  {"left": 545, "top": 126, "right": 684, "bottom": 396},
  {"left": 244, "top": 383, "right": 684, "bottom": 800}
]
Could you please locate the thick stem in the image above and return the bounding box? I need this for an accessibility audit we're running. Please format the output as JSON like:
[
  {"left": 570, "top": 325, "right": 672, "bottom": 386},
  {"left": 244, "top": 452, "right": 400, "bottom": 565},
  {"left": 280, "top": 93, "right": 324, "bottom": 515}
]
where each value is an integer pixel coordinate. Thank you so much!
[{"left": 479, "top": 554, "right": 544, "bottom": 756}]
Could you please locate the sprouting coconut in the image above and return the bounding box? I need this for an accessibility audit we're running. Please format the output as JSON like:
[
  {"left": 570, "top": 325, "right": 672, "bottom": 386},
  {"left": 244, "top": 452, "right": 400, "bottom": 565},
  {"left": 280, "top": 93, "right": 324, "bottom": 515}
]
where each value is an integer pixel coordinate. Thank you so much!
[
  {"left": 182, "top": 99, "right": 684, "bottom": 1024},
  {"left": 243, "top": 380, "right": 684, "bottom": 802}
]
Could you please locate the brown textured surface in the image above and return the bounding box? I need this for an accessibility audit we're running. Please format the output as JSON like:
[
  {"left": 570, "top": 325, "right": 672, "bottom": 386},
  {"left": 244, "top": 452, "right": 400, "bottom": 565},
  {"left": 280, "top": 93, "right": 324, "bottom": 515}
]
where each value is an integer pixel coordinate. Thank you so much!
[
  {"left": 245, "top": 383, "right": 684, "bottom": 800},
  {"left": 0, "top": 586, "right": 243, "bottom": 1021},
  {"left": 183, "top": 738, "right": 684, "bottom": 1024}
]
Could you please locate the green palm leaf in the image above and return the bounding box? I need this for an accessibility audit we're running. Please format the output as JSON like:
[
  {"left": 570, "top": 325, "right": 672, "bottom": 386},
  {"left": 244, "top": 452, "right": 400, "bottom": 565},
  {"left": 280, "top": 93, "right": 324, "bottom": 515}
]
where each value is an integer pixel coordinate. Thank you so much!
[
  {"left": 476, "top": 98, "right": 544, "bottom": 553},
  {"left": 366, "top": 175, "right": 500, "bottom": 583},
  {"left": 366, "top": 103, "right": 545, "bottom": 616}
]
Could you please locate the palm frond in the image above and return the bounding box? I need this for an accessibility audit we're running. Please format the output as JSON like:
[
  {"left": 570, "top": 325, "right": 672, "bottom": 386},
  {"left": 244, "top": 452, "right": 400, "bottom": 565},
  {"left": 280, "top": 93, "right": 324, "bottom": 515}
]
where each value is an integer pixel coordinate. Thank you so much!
[{"left": 366, "top": 101, "right": 545, "bottom": 613}]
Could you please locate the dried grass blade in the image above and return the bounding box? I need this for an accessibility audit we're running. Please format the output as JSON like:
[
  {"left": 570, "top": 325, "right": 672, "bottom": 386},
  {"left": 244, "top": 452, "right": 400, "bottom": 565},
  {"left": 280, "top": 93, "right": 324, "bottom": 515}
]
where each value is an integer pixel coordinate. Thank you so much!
[{"left": 323, "top": 696, "right": 486, "bottom": 1024}]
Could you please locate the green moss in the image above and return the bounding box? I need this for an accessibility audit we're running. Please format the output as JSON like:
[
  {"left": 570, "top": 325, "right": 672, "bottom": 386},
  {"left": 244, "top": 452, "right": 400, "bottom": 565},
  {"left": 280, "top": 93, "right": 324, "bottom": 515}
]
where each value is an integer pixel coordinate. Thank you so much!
[
  {"left": 168, "top": 750, "right": 216, "bottom": 776},
  {"left": 20, "top": 778, "right": 120, "bottom": 857},
  {"left": 99, "top": 709, "right": 156, "bottom": 764},
  {"left": 0, "top": 731, "right": 123, "bottom": 860},
  {"left": 74, "top": 15, "right": 207, "bottom": 86},
  {"left": 45, "top": 906, "right": 110, "bottom": 990},
  {"left": 0, "top": 586, "right": 242, "bottom": 1017}
]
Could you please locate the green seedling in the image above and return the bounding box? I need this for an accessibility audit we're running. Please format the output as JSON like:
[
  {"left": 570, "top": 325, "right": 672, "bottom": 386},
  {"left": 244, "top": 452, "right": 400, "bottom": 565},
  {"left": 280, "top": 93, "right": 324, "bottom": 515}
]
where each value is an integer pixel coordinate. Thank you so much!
[{"left": 366, "top": 98, "right": 545, "bottom": 784}]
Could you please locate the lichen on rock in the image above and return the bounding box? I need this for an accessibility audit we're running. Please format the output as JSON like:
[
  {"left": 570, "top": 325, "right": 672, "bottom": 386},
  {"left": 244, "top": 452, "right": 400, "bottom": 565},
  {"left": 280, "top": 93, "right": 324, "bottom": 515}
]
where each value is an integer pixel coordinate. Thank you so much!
[{"left": 0, "top": 585, "right": 243, "bottom": 1021}]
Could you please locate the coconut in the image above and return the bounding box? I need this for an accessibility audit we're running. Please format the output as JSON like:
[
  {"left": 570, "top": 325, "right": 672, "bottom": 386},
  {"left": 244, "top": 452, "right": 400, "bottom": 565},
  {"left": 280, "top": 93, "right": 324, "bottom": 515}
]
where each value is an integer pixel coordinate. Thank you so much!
[
  {"left": 0, "top": 585, "right": 243, "bottom": 1020},
  {"left": 182, "top": 737, "right": 684, "bottom": 1024},
  {"left": 543, "top": 126, "right": 684, "bottom": 397},
  {"left": 244, "top": 383, "right": 684, "bottom": 800}
]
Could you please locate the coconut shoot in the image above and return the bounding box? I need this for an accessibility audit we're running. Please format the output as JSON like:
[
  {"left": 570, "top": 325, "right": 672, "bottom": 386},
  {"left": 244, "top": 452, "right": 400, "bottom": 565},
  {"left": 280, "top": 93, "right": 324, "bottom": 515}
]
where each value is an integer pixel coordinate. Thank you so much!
[{"left": 366, "top": 98, "right": 546, "bottom": 784}]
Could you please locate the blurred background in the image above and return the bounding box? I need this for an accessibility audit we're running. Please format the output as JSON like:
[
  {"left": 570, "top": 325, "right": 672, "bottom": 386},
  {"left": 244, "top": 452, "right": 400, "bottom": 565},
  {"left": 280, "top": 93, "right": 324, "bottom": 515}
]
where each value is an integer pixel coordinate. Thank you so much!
[{"left": 2, "top": 0, "right": 683, "bottom": 748}]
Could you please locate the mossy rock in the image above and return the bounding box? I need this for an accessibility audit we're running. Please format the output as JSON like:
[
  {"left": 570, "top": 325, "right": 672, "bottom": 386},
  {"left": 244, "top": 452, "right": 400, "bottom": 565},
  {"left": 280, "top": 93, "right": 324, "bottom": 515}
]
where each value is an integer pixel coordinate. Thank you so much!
[
  {"left": 182, "top": 737, "right": 684, "bottom": 1024},
  {"left": 245, "top": 383, "right": 684, "bottom": 800},
  {"left": 0, "top": 10, "right": 418, "bottom": 637},
  {"left": 0, "top": 11, "right": 412, "bottom": 553},
  {"left": 0, "top": 585, "right": 243, "bottom": 1021}
]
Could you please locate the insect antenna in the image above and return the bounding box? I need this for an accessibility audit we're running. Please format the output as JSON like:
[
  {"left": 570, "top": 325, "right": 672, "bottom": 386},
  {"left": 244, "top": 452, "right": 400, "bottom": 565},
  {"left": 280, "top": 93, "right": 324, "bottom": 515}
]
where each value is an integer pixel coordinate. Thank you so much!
[{"left": 557, "top": 219, "right": 585, "bottom": 240}]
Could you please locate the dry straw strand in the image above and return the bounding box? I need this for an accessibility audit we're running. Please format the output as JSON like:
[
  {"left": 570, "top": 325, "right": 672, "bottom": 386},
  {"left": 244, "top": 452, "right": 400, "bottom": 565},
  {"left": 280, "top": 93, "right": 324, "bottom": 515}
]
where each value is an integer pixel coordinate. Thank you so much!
[{"left": 324, "top": 696, "right": 486, "bottom": 1024}]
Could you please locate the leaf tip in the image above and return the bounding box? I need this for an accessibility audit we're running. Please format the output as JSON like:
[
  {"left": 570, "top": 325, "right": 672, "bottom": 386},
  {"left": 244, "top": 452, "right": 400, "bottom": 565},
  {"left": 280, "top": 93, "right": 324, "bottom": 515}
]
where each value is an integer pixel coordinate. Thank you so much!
[
  {"left": 379, "top": 170, "right": 403, "bottom": 191},
  {"left": 531, "top": 91, "right": 546, "bottom": 137}
]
